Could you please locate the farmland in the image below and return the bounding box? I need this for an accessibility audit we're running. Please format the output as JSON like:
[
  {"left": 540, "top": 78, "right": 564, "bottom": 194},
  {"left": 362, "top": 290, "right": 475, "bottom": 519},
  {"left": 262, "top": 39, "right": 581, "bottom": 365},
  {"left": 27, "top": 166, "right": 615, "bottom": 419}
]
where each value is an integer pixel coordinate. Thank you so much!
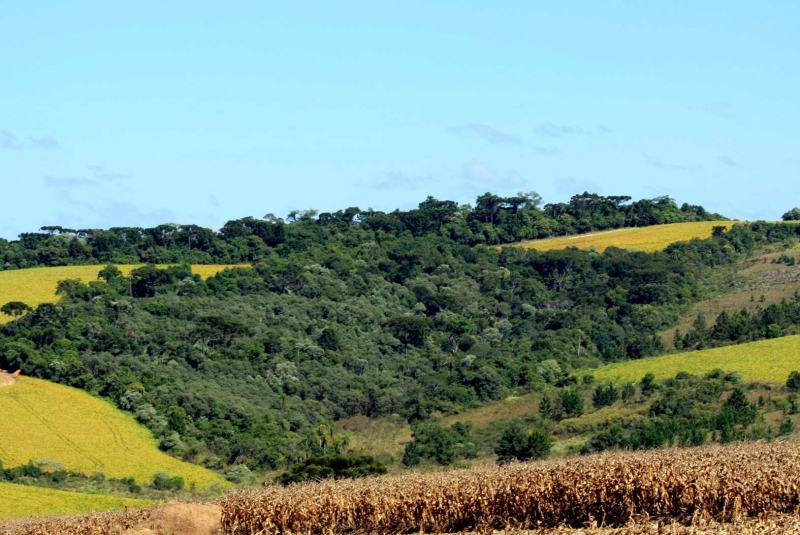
[
  {"left": 0, "top": 264, "right": 243, "bottom": 324},
  {"left": 0, "top": 376, "right": 226, "bottom": 488},
  {"left": 0, "top": 482, "right": 150, "bottom": 520},
  {"left": 219, "top": 441, "right": 800, "bottom": 533},
  {"left": 591, "top": 335, "right": 800, "bottom": 384},
  {"left": 512, "top": 221, "right": 737, "bottom": 253}
]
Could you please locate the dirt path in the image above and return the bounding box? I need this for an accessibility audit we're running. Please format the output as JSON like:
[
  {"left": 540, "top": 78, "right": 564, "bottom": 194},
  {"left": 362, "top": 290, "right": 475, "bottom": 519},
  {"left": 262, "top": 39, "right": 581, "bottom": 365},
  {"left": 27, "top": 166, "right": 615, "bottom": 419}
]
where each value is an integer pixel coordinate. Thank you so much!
[
  {"left": 121, "top": 503, "right": 221, "bottom": 535},
  {"left": 0, "top": 372, "right": 16, "bottom": 388}
]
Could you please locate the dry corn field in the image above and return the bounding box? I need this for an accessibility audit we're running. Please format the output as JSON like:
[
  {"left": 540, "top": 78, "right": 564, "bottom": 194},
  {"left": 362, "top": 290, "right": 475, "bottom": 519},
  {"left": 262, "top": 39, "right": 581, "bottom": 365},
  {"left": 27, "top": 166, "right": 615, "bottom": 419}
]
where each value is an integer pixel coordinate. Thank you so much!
[
  {"left": 0, "top": 507, "right": 154, "bottom": 535},
  {"left": 221, "top": 441, "right": 800, "bottom": 534}
]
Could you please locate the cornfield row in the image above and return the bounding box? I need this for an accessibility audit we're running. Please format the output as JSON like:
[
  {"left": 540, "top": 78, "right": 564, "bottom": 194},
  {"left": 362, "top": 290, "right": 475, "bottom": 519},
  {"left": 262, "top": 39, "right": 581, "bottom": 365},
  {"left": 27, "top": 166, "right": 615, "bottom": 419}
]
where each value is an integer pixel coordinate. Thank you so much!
[
  {"left": 220, "top": 441, "right": 800, "bottom": 534},
  {"left": 0, "top": 507, "right": 154, "bottom": 535}
]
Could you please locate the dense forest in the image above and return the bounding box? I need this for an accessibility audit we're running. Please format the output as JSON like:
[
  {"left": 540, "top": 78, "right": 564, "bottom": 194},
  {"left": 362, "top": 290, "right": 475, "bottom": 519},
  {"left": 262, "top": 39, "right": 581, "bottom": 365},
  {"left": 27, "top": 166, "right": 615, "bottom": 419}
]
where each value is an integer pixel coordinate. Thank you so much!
[
  {"left": 0, "top": 193, "right": 798, "bottom": 473},
  {"left": 0, "top": 192, "right": 722, "bottom": 268}
]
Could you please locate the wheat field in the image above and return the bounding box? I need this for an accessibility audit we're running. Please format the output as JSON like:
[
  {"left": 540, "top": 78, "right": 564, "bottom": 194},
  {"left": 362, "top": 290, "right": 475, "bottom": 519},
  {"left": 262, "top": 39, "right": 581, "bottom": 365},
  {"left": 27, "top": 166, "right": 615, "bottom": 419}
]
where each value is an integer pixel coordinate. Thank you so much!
[
  {"left": 0, "top": 264, "right": 244, "bottom": 324},
  {"left": 219, "top": 440, "right": 800, "bottom": 534},
  {"left": 590, "top": 334, "right": 800, "bottom": 385},
  {"left": 0, "top": 377, "right": 226, "bottom": 489},
  {"left": 512, "top": 221, "right": 737, "bottom": 253}
]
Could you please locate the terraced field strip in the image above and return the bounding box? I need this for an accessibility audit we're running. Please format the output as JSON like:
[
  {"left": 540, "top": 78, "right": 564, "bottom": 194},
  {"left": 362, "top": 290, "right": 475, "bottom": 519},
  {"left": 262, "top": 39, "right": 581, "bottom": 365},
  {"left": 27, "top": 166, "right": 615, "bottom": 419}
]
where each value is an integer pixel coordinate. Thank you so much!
[
  {"left": 512, "top": 221, "right": 738, "bottom": 253},
  {"left": 591, "top": 335, "right": 800, "bottom": 384},
  {"left": 0, "top": 377, "right": 227, "bottom": 488},
  {"left": 0, "top": 482, "right": 151, "bottom": 520},
  {"left": 0, "top": 264, "right": 246, "bottom": 324}
]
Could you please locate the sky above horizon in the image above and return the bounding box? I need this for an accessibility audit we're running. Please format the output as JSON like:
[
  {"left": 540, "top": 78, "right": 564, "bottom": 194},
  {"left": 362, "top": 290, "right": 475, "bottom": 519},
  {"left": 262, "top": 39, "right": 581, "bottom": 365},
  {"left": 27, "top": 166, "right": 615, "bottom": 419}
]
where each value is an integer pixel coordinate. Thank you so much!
[{"left": 1, "top": 2, "right": 798, "bottom": 239}]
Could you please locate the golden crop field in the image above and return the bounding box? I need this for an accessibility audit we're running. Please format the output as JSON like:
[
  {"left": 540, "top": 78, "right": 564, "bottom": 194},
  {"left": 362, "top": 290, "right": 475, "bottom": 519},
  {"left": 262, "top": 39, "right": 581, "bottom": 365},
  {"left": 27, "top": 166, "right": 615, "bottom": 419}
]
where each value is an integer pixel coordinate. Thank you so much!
[
  {"left": 0, "top": 482, "right": 150, "bottom": 520},
  {"left": 591, "top": 335, "right": 800, "bottom": 385},
  {"left": 0, "top": 264, "right": 245, "bottom": 324},
  {"left": 0, "top": 377, "right": 227, "bottom": 489},
  {"left": 513, "top": 221, "right": 738, "bottom": 253},
  {"left": 219, "top": 441, "right": 800, "bottom": 534}
]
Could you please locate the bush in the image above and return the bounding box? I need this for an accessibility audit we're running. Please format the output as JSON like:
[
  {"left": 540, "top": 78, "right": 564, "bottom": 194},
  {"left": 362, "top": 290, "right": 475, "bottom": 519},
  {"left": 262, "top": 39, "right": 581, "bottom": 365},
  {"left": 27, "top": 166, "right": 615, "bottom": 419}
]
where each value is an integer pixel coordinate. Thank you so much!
[
  {"left": 592, "top": 383, "right": 619, "bottom": 408},
  {"left": 787, "top": 371, "right": 800, "bottom": 392},
  {"left": 559, "top": 387, "right": 584, "bottom": 418},
  {"left": 277, "top": 454, "right": 386, "bottom": 484},
  {"left": 494, "top": 423, "right": 552, "bottom": 464},
  {"left": 151, "top": 472, "right": 184, "bottom": 491},
  {"left": 402, "top": 422, "right": 474, "bottom": 466},
  {"left": 225, "top": 464, "right": 253, "bottom": 484}
]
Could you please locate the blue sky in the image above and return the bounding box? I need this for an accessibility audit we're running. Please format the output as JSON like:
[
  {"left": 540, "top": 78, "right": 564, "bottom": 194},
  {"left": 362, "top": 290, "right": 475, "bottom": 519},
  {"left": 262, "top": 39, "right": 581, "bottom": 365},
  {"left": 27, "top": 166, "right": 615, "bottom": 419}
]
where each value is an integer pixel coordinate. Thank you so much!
[{"left": 1, "top": 1, "right": 798, "bottom": 238}]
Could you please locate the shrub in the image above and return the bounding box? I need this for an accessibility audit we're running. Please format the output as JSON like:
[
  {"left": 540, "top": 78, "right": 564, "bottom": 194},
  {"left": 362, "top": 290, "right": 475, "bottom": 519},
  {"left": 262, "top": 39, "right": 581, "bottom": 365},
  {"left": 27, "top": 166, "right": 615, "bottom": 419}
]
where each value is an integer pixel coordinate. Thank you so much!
[
  {"left": 277, "top": 454, "right": 386, "bottom": 484},
  {"left": 151, "top": 472, "right": 184, "bottom": 491},
  {"left": 787, "top": 371, "right": 800, "bottom": 392},
  {"left": 495, "top": 423, "right": 552, "bottom": 464}
]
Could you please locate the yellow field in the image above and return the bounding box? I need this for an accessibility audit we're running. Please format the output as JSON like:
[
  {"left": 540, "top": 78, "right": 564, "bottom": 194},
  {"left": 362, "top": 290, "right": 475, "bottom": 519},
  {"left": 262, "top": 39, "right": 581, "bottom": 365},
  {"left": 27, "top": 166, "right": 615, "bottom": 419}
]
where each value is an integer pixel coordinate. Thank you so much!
[
  {"left": 0, "top": 482, "right": 150, "bottom": 520},
  {"left": 0, "top": 377, "right": 227, "bottom": 488},
  {"left": 513, "top": 221, "right": 738, "bottom": 253},
  {"left": 0, "top": 264, "right": 244, "bottom": 324},
  {"left": 591, "top": 335, "right": 800, "bottom": 384}
]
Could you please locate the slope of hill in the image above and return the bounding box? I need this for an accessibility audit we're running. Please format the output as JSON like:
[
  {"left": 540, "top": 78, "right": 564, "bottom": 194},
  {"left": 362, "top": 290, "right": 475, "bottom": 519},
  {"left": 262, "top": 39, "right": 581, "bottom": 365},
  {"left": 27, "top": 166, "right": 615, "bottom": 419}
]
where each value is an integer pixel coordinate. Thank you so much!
[
  {"left": 0, "top": 264, "right": 241, "bottom": 324},
  {"left": 0, "top": 482, "right": 150, "bottom": 520},
  {"left": 0, "top": 376, "right": 226, "bottom": 488},
  {"left": 591, "top": 334, "right": 800, "bottom": 384},
  {"left": 513, "top": 221, "right": 737, "bottom": 252}
]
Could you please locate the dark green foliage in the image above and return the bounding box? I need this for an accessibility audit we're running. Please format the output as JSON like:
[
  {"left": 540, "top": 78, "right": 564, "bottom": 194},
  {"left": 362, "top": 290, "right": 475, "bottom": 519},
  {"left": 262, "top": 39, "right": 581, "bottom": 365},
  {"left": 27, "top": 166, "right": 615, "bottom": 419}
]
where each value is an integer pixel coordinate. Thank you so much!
[
  {"left": 592, "top": 383, "right": 619, "bottom": 408},
  {"left": 151, "top": 472, "right": 184, "bottom": 491},
  {"left": 779, "top": 416, "right": 794, "bottom": 436},
  {"left": 787, "top": 371, "right": 800, "bottom": 392},
  {"left": 277, "top": 454, "right": 387, "bottom": 484},
  {"left": 1, "top": 301, "right": 30, "bottom": 318},
  {"left": 559, "top": 388, "right": 584, "bottom": 418},
  {"left": 783, "top": 208, "right": 800, "bottom": 221},
  {"left": 402, "top": 422, "right": 474, "bottom": 466},
  {"left": 1, "top": 195, "right": 797, "bottom": 474},
  {"left": 494, "top": 423, "right": 552, "bottom": 463}
]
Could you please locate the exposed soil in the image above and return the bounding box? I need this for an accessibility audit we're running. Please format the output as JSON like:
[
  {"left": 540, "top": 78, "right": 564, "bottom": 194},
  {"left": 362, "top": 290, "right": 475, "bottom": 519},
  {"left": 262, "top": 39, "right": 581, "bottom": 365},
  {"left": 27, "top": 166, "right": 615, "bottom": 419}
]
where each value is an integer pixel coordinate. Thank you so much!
[
  {"left": 121, "top": 502, "right": 221, "bottom": 535},
  {"left": 0, "top": 371, "right": 17, "bottom": 388}
]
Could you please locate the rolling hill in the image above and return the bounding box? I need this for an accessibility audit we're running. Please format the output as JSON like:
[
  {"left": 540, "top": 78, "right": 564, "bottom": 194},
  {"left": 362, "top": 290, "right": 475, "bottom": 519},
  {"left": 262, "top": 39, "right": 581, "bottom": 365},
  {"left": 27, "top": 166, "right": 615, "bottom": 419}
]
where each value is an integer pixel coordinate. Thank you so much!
[
  {"left": 590, "top": 334, "right": 800, "bottom": 384},
  {"left": 0, "top": 482, "right": 150, "bottom": 520},
  {"left": 512, "top": 221, "right": 737, "bottom": 253},
  {"left": 0, "top": 376, "right": 226, "bottom": 488},
  {"left": 0, "top": 264, "right": 243, "bottom": 324}
]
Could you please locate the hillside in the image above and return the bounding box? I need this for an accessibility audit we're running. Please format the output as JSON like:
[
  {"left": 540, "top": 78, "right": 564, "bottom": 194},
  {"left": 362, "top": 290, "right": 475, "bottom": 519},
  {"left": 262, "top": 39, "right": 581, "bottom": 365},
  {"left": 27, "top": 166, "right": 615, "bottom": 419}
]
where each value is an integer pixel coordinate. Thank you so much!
[
  {"left": 0, "top": 482, "right": 150, "bottom": 520},
  {"left": 0, "top": 264, "right": 241, "bottom": 324},
  {"left": 591, "top": 334, "right": 800, "bottom": 384},
  {"left": 513, "top": 221, "right": 737, "bottom": 253},
  {"left": 0, "top": 376, "right": 225, "bottom": 488}
]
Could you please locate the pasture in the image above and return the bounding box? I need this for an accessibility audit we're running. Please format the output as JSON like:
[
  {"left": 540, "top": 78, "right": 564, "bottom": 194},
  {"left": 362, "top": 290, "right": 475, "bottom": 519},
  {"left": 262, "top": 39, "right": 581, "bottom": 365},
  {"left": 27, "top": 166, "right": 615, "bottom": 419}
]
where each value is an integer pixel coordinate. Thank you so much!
[
  {"left": 0, "top": 264, "right": 243, "bottom": 324},
  {"left": 590, "top": 335, "right": 800, "bottom": 385},
  {"left": 0, "top": 482, "right": 150, "bottom": 520},
  {"left": 512, "top": 221, "right": 737, "bottom": 253},
  {"left": 0, "top": 377, "right": 226, "bottom": 488}
]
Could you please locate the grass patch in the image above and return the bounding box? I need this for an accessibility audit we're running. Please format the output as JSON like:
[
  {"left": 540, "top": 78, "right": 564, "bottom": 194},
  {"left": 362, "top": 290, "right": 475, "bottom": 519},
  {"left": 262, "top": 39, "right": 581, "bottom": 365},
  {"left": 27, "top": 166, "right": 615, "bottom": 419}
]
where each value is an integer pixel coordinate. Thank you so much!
[
  {"left": 512, "top": 221, "right": 737, "bottom": 253},
  {"left": 0, "top": 264, "right": 245, "bottom": 324},
  {"left": 0, "top": 482, "right": 151, "bottom": 519},
  {"left": 591, "top": 335, "right": 800, "bottom": 385},
  {"left": 0, "top": 377, "right": 227, "bottom": 488}
]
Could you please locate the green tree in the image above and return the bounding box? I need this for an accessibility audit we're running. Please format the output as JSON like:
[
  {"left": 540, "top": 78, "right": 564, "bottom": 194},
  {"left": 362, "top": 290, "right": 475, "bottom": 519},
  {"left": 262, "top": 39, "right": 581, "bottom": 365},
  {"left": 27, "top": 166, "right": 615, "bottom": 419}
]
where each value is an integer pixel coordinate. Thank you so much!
[
  {"left": 787, "top": 371, "right": 800, "bottom": 392},
  {"left": 1, "top": 301, "right": 31, "bottom": 318},
  {"left": 494, "top": 423, "right": 552, "bottom": 464},
  {"left": 559, "top": 387, "right": 584, "bottom": 418}
]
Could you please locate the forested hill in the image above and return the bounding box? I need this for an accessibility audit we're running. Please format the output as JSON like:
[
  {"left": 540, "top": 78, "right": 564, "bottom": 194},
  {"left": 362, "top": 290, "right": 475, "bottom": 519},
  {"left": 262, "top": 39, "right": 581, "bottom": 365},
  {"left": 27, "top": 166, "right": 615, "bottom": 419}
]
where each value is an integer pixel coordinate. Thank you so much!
[
  {"left": 2, "top": 192, "right": 795, "bottom": 475},
  {"left": 0, "top": 192, "right": 723, "bottom": 269}
]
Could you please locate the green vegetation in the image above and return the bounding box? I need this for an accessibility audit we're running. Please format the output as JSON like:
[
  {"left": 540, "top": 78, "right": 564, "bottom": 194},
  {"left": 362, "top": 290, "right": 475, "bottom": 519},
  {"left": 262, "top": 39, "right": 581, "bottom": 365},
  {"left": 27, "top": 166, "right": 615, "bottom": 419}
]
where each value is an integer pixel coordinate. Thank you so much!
[
  {"left": 0, "top": 482, "right": 150, "bottom": 519},
  {"left": 277, "top": 454, "right": 387, "bottom": 484},
  {"left": 0, "top": 193, "right": 798, "bottom": 478}
]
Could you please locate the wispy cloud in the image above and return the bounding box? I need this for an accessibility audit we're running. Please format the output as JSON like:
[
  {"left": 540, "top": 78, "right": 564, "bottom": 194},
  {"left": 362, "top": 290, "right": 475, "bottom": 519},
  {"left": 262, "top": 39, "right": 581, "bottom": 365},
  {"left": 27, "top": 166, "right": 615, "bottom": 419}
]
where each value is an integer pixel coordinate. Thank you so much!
[
  {"left": 717, "top": 155, "right": 741, "bottom": 168},
  {"left": 645, "top": 155, "right": 703, "bottom": 172},
  {"left": 0, "top": 129, "right": 60, "bottom": 150},
  {"left": 463, "top": 162, "right": 524, "bottom": 190},
  {"left": 532, "top": 145, "right": 559, "bottom": 156},
  {"left": 448, "top": 123, "right": 521, "bottom": 145},
  {"left": 365, "top": 171, "right": 432, "bottom": 190},
  {"left": 534, "top": 122, "right": 602, "bottom": 138},
  {"left": 43, "top": 166, "right": 127, "bottom": 190}
]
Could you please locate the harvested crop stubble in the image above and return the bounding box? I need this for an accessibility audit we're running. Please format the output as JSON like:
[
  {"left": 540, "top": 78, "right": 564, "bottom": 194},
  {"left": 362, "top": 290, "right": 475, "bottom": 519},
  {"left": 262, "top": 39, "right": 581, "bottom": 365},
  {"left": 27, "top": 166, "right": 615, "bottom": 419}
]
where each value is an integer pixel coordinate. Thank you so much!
[
  {"left": 0, "top": 507, "right": 154, "bottom": 535},
  {"left": 221, "top": 441, "right": 800, "bottom": 534}
]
